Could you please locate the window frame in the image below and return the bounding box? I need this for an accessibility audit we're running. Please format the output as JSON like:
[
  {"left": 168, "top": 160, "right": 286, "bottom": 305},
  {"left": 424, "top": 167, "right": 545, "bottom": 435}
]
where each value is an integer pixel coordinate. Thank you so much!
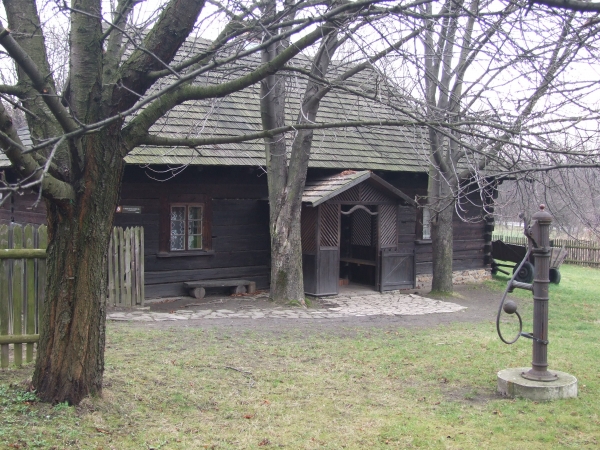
[
  {"left": 169, "top": 203, "right": 204, "bottom": 251},
  {"left": 416, "top": 205, "right": 432, "bottom": 242},
  {"left": 422, "top": 206, "right": 431, "bottom": 240},
  {"left": 160, "top": 193, "right": 212, "bottom": 255}
]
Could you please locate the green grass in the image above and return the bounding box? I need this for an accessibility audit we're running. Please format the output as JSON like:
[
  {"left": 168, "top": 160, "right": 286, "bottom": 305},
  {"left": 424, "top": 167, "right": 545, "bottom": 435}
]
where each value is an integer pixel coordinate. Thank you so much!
[{"left": 1, "top": 265, "right": 599, "bottom": 449}]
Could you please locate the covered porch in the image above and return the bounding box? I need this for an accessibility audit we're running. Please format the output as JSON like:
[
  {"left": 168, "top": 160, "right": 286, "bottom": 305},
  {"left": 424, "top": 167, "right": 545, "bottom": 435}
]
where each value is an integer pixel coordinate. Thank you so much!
[{"left": 301, "top": 171, "right": 418, "bottom": 296}]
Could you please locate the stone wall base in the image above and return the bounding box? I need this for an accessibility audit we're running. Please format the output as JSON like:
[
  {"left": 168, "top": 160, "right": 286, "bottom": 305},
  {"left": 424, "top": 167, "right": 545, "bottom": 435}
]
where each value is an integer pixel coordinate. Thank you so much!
[{"left": 416, "top": 268, "right": 491, "bottom": 289}]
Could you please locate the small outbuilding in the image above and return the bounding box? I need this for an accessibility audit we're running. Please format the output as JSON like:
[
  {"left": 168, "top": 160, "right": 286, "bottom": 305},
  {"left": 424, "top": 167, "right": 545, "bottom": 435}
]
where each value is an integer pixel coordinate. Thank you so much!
[{"left": 301, "top": 170, "right": 418, "bottom": 295}]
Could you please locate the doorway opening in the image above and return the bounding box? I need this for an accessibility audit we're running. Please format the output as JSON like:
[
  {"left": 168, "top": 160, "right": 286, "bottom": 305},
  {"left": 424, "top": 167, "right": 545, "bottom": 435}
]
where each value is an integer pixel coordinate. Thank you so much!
[{"left": 339, "top": 205, "right": 378, "bottom": 287}]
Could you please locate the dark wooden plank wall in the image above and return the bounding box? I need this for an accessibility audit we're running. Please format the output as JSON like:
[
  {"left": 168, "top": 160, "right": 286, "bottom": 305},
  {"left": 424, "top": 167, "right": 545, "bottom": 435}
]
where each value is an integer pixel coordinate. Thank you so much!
[
  {"left": 382, "top": 172, "right": 488, "bottom": 275},
  {"left": 114, "top": 166, "right": 270, "bottom": 298},
  {"left": 0, "top": 190, "right": 46, "bottom": 225}
]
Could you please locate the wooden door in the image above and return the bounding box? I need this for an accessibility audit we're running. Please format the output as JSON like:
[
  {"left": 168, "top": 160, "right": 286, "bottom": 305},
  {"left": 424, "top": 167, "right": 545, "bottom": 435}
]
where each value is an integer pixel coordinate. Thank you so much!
[{"left": 379, "top": 250, "right": 415, "bottom": 291}]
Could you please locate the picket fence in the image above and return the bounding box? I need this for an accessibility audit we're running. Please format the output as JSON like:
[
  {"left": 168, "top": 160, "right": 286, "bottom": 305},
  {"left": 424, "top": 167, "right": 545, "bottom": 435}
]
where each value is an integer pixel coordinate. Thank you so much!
[
  {"left": 0, "top": 225, "right": 144, "bottom": 368},
  {"left": 107, "top": 226, "right": 145, "bottom": 307},
  {"left": 493, "top": 234, "right": 600, "bottom": 268},
  {"left": 0, "top": 224, "right": 47, "bottom": 368}
]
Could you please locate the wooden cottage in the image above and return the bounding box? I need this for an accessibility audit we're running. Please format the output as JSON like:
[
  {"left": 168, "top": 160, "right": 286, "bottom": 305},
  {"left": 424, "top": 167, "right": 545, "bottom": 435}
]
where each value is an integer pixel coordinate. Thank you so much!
[
  {"left": 1, "top": 56, "right": 494, "bottom": 298},
  {"left": 0, "top": 161, "right": 492, "bottom": 299}
]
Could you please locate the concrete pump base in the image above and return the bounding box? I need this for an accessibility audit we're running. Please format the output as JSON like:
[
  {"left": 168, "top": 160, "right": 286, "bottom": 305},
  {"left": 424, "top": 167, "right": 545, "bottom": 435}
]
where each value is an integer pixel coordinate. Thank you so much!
[{"left": 497, "top": 367, "right": 577, "bottom": 401}]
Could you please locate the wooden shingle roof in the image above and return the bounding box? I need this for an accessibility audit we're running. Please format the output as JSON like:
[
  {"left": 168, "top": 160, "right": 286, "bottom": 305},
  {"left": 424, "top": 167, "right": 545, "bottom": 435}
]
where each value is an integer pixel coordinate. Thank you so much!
[
  {"left": 302, "top": 170, "right": 416, "bottom": 206},
  {"left": 126, "top": 74, "right": 429, "bottom": 171},
  {"left": 2, "top": 38, "right": 429, "bottom": 173}
]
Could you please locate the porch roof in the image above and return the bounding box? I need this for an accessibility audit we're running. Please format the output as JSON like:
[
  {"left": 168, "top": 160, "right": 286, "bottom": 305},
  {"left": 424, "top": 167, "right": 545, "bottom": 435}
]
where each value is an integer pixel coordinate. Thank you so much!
[{"left": 302, "top": 170, "right": 416, "bottom": 207}]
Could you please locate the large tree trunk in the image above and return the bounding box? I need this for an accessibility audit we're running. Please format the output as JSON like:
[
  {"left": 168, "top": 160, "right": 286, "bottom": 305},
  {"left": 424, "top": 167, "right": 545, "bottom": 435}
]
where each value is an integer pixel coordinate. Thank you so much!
[
  {"left": 259, "top": 0, "right": 306, "bottom": 305},
  {"left": 32, "top": 131, "right": 124, "bottom": 404},
  {"left": 430, "top": 200, "right": 454, "bottom": 293},
  {"left": 269, "top": 201, "right": 304, "bottom": 303},
  {"left": 429, "top": 166, "right": 455, "bottom": 294}
]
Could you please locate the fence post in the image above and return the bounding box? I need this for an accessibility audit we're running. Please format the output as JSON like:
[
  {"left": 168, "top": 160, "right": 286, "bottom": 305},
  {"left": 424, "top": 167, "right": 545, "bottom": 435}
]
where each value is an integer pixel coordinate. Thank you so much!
[
  {"left": 25, "top": 225, "right": 36, "bottom": 363},
  {"left": 124, "top": 228, "right": 132, "bottom": 306},
  {"left": 0, "top": 224, "right": 9, "bottom": 368},
  {"left": 107, "top": 228, "right": 115, "bottom": 306},
  {"left": 118, "top": 227, "right": 125, "bottom": 306},
  {"left": 12, "top": 224, "right": 24, "bottom": 367},
  {"left": 140, "top": 227, "right": 145, "bottom": 304},
  {"left": 37, "top": 226, "right": 47, "bottom": 335}
]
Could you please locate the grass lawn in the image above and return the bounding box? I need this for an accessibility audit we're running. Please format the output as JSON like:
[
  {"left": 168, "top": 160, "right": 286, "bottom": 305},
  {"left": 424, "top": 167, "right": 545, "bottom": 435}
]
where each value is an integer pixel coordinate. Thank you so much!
[{"left": 1, "top": 265, "right": 599, "bottom": 449}]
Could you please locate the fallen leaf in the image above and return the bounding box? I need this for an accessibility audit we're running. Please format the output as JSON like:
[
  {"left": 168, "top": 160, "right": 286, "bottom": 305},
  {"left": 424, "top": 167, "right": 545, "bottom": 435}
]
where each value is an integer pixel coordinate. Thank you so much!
[
  {"left": 244, "top": 414, "right": 254, "bottom": 419},
  {"left": 258, "top": 438, "right": 270, "bottom": 446}
]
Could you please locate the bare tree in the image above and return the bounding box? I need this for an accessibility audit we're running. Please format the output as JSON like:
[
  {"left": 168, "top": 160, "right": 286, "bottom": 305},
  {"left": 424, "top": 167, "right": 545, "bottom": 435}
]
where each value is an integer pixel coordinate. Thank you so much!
[
  {"left": 258, "top": 0, "right": 424, "bottom": 303},
  {"left": 363, "top": 0, "right": 600, "bottom": 292},
  {"left": 0, "top": 0, "right": 391, "bottom": 404},
  {"left": 496, "top": 167, "right": 600, "bottom": 240}
]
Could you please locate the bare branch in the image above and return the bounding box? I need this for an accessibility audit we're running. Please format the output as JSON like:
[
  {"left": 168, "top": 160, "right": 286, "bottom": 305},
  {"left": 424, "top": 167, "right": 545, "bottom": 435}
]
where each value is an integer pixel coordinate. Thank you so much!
[
  {"left": 0, "top": 84, "right": 24, "bottom": 96},
  {"left": 0, "top": 23, "right": 77, "bottom": 133},
  {"left": 530, "top": 0, "right": 600, "bottom": 12},
  {"left": 138, "top": 119, "right": 422, "bottom": 147},
  {"left": 0, "top": 101, "right": 74, "bottom": 202}
]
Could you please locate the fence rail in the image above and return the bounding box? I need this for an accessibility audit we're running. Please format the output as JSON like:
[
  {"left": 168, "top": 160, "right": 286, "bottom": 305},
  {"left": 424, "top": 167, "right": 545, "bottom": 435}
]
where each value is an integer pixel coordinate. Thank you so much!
[
  {"left": 0, "top": 224, "right": 47, "bottom": 368},
  {"left": 493, "top": 234, "right": 600, "bottom": 267}
]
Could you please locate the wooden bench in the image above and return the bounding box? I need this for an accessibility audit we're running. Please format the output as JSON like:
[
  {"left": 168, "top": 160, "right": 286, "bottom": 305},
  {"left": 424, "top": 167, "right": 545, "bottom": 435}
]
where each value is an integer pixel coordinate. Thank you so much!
[
  {"left": 183, "top": 279, "right": 256, "bottom": 299},
  {"left": 340, "top": 257, "right": 376, "bottom": 266}
]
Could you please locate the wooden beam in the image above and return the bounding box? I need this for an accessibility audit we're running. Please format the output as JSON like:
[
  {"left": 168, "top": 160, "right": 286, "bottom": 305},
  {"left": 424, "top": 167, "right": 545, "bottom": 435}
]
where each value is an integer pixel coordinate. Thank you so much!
[
  {"left": 0, "top": 249, "right": 46, "bottom": 259},
  {"left": 0, "top": 334, "right": 39, "bottom": 345}
]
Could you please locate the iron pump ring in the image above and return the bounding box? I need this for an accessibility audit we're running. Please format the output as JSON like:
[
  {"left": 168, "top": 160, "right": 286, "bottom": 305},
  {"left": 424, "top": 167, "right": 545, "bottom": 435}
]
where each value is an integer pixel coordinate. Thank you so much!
[{"left": 496, "top": 246, "right": 532, "bottom": 345}]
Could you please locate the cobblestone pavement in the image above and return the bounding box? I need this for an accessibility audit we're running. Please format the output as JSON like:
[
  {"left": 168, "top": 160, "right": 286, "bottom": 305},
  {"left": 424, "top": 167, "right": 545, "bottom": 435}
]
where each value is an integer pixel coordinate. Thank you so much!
[{"left": 107, "top": 290, "right": 467, "bottom": 322}]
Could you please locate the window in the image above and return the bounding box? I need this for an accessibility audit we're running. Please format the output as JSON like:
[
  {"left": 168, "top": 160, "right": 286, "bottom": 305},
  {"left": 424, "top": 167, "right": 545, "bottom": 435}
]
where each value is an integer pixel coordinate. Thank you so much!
[
  {"left": 159, "top": 193, "right": 212, "bottom": 255},
  {"left": 422, "top": 207, "right": 431, "bottom": 240},
  {"left": 170, "top": 204, "right": 203, "bottom": 251}
]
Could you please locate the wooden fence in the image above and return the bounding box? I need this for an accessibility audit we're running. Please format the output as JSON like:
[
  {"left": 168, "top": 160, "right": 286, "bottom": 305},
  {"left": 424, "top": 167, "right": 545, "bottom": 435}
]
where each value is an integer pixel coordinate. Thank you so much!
[
  {"left": 107, "top": 226, "right": 144, "bottom": 307},
  {"left": 0, "top": 224, "right": 144, "bottom": 368},
  {"left": 493, "top": 234, "right": 600, "bottom": 267},
  {"left": 0, "top": 224, "right": 47, "bottom": 368}
]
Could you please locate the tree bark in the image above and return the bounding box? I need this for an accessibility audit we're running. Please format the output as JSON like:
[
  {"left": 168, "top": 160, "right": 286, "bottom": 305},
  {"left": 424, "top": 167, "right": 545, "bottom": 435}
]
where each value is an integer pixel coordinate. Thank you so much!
[
  {"left": 32, "top": 130, "right": 124, "bottom": 405},
  {"left": 269, "top": 201, "right": 305, "bottom": 303},
  {"left": 429, "top": 162, "right": 455, "bottom": 294},
  {"left": 430, "top": 198, "right": 454, "bottom": 293}
]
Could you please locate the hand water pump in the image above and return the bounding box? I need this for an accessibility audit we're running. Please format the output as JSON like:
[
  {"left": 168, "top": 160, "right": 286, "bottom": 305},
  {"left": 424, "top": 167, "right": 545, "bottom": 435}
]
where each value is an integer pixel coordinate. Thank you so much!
[{"left": 495, "top": 205, "right": 577, "bottom": 399}]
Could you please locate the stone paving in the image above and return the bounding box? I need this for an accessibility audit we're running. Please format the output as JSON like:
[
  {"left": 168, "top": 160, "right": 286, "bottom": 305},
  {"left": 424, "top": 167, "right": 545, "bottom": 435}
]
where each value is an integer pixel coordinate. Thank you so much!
[{"left": 107, "top": 290, "right": 467, "bottom": 322}]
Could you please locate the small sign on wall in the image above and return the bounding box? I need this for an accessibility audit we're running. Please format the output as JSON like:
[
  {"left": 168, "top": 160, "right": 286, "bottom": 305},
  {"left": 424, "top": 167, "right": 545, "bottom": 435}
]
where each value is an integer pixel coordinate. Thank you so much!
[{"left": 116, "top": 205, "right": 142, "bottom": 214}]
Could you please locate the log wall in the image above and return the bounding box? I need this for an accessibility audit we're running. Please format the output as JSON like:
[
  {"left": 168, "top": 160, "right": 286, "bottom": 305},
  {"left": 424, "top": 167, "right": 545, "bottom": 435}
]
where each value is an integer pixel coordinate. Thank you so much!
[
  {"left": 381, "top": 172, "right": 489, "bottom": 275},
  {"left": 0, "top": 190, "right": 46, "bottom": 225},
  {"left": 114, "top": 166, "right": 270, "bottom": 298}
]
